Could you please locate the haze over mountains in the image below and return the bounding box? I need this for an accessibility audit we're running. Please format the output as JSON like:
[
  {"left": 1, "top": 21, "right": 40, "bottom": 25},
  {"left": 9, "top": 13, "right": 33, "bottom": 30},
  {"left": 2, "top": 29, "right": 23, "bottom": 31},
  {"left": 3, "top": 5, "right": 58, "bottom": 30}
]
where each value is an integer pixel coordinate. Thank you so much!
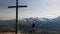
[{"left": 0, "top": 16, "right": 60, "bottom": 33}]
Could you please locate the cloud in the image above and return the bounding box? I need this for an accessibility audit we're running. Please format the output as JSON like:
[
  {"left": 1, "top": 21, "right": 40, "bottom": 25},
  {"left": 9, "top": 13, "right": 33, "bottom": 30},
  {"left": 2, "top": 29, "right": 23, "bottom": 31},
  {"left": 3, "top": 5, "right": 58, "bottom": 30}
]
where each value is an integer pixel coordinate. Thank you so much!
[
  {"left": 0, "top": 0, "right": 60, "bottom": 20},
  {"left": 0, "top": 0, "right": 16, "bottom": 8}
]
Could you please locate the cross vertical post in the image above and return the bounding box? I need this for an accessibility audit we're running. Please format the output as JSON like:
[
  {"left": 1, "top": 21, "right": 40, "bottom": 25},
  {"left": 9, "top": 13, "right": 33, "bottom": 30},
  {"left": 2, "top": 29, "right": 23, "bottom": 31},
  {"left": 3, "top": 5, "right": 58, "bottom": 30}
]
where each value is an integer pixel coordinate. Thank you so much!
[
  {"left": 16, "top": 0, "right": 18, "bottom": 34},
  {"left": 8, "top": 0, "right": 27, "bottom": 34}
]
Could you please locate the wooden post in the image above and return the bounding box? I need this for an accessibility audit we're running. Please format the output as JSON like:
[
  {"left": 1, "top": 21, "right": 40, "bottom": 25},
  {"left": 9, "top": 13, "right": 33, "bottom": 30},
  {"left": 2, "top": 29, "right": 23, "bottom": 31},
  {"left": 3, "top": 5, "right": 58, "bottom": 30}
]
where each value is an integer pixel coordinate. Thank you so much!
[{"left": 8, "top": 0, "right": 27, "bottom": 34}]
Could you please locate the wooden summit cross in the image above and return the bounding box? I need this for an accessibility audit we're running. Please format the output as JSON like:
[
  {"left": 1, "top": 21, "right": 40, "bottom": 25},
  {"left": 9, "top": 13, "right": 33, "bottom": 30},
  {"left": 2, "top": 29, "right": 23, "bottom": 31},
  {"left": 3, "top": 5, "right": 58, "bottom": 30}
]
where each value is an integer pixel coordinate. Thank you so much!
[{"left": 8, "top": 0, "right": 27, "bottom": 34}]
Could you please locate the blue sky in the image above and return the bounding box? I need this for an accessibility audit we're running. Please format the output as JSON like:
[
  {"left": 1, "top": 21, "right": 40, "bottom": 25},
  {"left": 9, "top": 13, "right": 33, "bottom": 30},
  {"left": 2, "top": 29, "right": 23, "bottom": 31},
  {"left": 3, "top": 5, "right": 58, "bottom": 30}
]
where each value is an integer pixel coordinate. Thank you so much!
[{"left": 0, "top": 0, "right": 60, "bottom": 20}]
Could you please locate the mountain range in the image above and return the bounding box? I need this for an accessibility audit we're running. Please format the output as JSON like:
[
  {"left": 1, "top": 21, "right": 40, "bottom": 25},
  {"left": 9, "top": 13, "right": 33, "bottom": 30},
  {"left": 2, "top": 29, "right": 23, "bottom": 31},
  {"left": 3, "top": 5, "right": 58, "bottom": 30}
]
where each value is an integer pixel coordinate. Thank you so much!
[{"left": 0, "top": 16, "right": 60, "bottom": 33}]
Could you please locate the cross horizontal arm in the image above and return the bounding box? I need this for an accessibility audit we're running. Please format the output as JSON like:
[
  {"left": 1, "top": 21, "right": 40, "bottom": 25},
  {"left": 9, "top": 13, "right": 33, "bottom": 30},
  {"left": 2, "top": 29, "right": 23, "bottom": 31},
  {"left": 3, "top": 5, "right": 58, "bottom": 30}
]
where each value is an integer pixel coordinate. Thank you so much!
[{"left": 8, "top": 5, "right": 27, "bottom": 8}]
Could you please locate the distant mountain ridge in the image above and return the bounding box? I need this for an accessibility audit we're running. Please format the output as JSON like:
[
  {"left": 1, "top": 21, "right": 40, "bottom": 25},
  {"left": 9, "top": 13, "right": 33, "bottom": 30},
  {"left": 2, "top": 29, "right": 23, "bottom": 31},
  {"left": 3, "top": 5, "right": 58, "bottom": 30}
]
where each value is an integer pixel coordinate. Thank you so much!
[{"left": 0, "top": 16, "right": 60, "bottom": 33}]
